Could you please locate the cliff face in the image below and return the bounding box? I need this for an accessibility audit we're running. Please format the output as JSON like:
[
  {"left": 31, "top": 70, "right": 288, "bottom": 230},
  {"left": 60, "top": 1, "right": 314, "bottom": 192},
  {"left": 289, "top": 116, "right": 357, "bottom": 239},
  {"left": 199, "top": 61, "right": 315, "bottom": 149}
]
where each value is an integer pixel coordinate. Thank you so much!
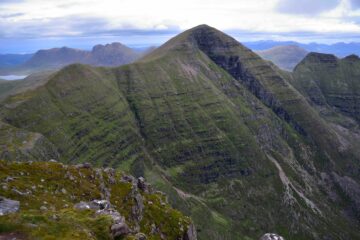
[
  {"left": 0, "top": 160, "right": 196, "bottom": 240},
  {"left": 0, "top": 25, "right": 360, "bottom": 240}
]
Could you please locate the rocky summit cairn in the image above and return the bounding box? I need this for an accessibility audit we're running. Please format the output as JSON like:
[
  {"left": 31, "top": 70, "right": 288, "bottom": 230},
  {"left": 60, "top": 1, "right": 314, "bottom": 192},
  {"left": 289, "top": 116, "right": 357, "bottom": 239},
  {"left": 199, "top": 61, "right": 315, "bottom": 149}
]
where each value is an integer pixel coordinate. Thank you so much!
[
  {"left": 260, "top": 233, "right": 285, "bottom": 240},
  {"left": 0, "top": 196, "right": 20, "bottom": 216}
]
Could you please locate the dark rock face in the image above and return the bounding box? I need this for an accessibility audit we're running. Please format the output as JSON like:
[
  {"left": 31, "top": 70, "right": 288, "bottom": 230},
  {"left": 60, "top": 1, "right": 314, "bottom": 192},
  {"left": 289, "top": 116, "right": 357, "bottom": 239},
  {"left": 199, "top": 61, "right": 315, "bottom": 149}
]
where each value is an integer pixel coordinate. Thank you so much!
[
  {"left": 190, "top": 27, "right": 307, "bottom": 136},
  {"left": 0, "top": 196, "right": 20, "bottom": 215}
]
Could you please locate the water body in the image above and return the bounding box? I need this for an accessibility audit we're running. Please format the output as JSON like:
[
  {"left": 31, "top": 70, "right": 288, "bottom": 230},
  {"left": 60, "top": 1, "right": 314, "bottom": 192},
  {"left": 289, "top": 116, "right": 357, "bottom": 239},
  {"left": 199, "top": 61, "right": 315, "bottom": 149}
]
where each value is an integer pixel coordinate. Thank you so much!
[{"left": 0, "top": 75, "right": 28, "bottom": 80}]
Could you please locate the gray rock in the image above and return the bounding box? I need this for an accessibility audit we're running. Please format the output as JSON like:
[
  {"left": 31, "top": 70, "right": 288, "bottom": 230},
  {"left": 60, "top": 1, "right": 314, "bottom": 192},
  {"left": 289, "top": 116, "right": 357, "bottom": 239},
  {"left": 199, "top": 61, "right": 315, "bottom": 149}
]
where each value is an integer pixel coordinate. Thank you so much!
[
  {"left": 92, "top": 199, "right": 111, "bottom": 210},
  {"left": 75, "top": 162, "right": 92, "bottom": 169},
  {"left": 40, "top": 206, "right": 48, "bottom": 211},
  {"left": 132, "top": 193, "right": 144, "bottom": 222},
  {"left": 183, "top": 223, "right": 197, "bottom": 240},
  {"left": 137, "top": 177, "right": 152, "bottom": 193},
  {"left": 73, "top": 199, "right": 110, "bottom": 210},
  {"left": 4, "top": 176, "right": 15, "bottom": 182},
  {"left": 104, "top": 168, "right": 116, "bottom": 184},
  {"left": 111, "top": 222, "right": 130, "bottom": 238},
  {"left": 121, "top": 175, "right": 136, "bottom": 184},
  {"left": 0, "top": 196, "right": 20, "bottom": 216},
  {"left": 135, "top": 233, "right": 147, "bottom": 240},
  {"left": 260, "top": 233, "right": 285, "bottom": 240},
  {"left": 137, "top": 177, "right": 147, "bottom": 191},
  {"left": 74, "top": 201, "right": 93, "bottom": 210},
  {"left": 97, "top": 208, "right": 125, "bottom": 224},
  {"left": 12, "top": 188, "right": 30, "bottom": 196}
]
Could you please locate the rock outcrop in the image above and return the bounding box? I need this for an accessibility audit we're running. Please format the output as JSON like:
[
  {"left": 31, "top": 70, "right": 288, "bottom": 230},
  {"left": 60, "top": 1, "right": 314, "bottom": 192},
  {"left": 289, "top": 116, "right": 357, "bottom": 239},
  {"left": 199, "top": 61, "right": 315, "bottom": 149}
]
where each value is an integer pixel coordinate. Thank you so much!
[
  {"left": 0, "top": 160, "right": 195, "bottom": 240},
  {"left": 260, "top": 233, "right": 285, "bottom": 240},
  {"left": 0, "top": 196, "right": 19, "bottom": 216}
]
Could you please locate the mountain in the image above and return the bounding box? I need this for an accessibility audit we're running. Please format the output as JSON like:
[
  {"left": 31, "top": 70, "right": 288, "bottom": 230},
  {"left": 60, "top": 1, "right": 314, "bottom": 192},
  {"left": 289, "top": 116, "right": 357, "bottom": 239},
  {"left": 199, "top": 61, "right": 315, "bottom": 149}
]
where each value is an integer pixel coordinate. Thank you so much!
[
  {"left": 0, "top": 25, "right": 360, "bottom": 240},
  {"left": 0, "top": 160, "right": 196, "bottom": 240},
  {"left": 292, "top": 52, "right": 360, "bottom": 122},
  {"left": 244, "top": 40, "right": 360, "bottom": 57},
  {"left": 256, "top": 45, "right": 308, "bottom": 71},
  {"left": 0, "top": 43, "right": 142, "bottom": 75}
]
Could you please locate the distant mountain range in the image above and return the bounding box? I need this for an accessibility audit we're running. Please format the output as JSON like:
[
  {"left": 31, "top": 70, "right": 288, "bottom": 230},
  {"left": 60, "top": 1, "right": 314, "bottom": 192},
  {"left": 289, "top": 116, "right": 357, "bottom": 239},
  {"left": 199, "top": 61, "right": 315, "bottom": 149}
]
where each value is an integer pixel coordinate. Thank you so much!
[
  {"left": 244, "top": 40, "right": 360, "bottom": 57},
  {"left": 1, "top": 40, "right": 359, "bottom": 76},
  {"left": 256, "top": 45, "right": 309, "bottom": 71},
  {"left": 0, "top": 42, "right": 145, "bottom": 75}
]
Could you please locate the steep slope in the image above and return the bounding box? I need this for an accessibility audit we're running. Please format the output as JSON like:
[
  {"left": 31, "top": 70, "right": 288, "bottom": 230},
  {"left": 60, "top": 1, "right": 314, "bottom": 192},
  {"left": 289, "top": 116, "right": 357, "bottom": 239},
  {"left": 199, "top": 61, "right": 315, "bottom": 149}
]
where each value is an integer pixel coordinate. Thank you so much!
[
  {"left": 1, "top": 43, "right": 142, "bottom": 75},
  {"left": 0, "top": 25, "right": 360, "bottom": 240},
  {"left": 292, "top": 53, "right": 360, "bottom": 122},
  {"left": 256, "top": 45, "right": 308, "bottom": 71},
  {"left": 0, "top": 160, "right": 195, "bottom": 240}
]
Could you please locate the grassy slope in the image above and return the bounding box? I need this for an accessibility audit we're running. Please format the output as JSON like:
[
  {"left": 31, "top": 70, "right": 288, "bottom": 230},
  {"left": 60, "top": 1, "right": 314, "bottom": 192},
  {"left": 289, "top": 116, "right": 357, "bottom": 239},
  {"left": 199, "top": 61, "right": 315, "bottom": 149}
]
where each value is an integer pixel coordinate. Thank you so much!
[
  {"left": 0, "top": 25, "right": 359, "bottom": 239},
  {"left": 0, "top": 160, "right": 191, "bottom": 240}
]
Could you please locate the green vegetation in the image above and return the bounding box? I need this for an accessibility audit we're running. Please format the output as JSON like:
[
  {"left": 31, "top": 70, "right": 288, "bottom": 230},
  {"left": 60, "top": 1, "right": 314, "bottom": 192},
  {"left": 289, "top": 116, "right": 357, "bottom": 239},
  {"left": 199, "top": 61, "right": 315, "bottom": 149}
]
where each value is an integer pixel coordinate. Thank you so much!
[
  {"left": 0, "top": 160, "right": 192, "bottom": 240},
  {"left": 0, "top": 25, "right": 359, "bottom": 239}
]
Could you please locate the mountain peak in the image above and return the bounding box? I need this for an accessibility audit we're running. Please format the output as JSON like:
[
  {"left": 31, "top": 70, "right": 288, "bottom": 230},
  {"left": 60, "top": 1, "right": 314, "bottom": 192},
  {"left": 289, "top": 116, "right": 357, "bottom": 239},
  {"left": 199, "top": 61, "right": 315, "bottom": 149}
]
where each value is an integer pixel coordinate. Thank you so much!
[
  {"left": 141, "top": 24, "right": 245, "bottom": 61},
  {"left": 91, "top": 42, "right": 129, "bottom": 52},
  {"left": 343, "top": 54, "right": 360, "bottom": 61},
  {"left": 300, "top": 52, "right": 338, "bottom": 64}
]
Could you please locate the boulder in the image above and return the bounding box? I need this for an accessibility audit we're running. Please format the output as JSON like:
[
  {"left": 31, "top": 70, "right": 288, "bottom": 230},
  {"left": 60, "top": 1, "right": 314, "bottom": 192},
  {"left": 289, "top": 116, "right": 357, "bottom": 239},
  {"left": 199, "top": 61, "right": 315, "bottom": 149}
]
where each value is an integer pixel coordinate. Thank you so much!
[
  {"left": 39, "top": 206, "right": 48, "bottom": 211},
  {"left": 121, "top": 175, "right": 136, "bottom": 184},
  {"left": 110, "top": 222, "right": 130, "bottom": 238},
  {"left": 0, "top": 196, "right": 20, "bottom": 216},
  {"left": 137, "top": 177, "right": 146, "bottom": 191},
  {"left": 75, "top": 162, "right": 92, "bottom": 169},
  {"left": 260, "top": 233, "right": 285, "bottom": 240},
  {"left": 73, "top": 200, "right": 110, "bottom": 210},
  {"left": 137, "top": 177, "right": 152, "bottom": 193},
  {"left": 183, "top": 223, "right": 197, "bottom": 240},
  {"left": 74, "top": 201, "right": 94, "bottom": 210},
  {"left": 135, "top": 233, "right": 147, "bottom": 240}
]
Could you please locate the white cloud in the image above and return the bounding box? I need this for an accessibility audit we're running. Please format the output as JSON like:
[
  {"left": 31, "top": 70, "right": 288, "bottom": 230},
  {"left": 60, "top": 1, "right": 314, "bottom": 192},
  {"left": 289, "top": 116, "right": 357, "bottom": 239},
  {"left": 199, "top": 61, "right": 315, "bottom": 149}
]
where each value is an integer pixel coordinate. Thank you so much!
[{"left": 0, "top": 0, "right": 360, "bottom": 39}]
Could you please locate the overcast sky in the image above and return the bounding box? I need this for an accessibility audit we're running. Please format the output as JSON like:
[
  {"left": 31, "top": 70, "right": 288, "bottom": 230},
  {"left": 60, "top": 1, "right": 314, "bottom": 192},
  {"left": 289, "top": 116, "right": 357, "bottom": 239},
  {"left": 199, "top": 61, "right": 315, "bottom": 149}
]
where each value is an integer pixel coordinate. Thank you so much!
[{"left": 1, "top": 0, "right": 360, "bottom": 53}]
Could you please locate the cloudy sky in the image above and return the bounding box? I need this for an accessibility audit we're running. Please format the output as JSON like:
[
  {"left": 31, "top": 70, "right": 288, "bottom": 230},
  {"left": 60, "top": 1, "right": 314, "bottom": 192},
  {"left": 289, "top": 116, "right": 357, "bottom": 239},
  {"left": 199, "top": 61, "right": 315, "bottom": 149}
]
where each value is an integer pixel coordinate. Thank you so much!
[{"left": 1, "top": 0, "right": 360, "bottom": 53}]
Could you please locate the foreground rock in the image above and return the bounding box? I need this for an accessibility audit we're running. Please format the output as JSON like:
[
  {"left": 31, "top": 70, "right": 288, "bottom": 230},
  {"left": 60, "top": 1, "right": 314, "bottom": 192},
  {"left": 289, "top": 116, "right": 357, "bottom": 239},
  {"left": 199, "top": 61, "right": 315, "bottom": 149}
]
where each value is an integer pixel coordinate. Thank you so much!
[
  {"left": 0, "top": 160, "right": 196, "bottom": 240},
  {"left": 260, "top": 233, "right": 285, "bottom": 240},
  {"left": 0, "top": 196, "right": 20, "bottom": 216}
]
